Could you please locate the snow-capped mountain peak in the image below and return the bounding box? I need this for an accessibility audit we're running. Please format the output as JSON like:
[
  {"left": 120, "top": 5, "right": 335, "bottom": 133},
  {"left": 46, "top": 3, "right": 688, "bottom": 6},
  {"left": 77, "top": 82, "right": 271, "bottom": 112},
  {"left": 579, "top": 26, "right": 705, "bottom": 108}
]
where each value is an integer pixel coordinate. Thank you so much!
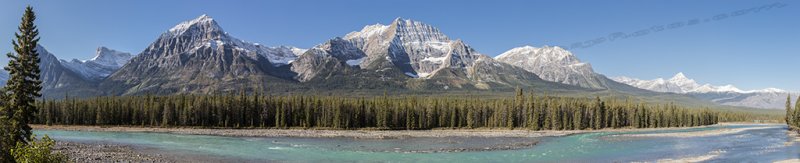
[
  {"left": 60, "top": 47, "right": 133, "bottom": 80},
  {"left": 344, "top": 23, "right": 389, "bottom": 40},
  {"left": 90, "top": 46, "right": 133, "bottom": 67},
  {"left": 391, "top": 18, "right": 450, "bottom": 43},
  {"left": 669, "top": 72, "right": 690, "bottom": 82},
  {"left": 495, "top": 45, "right": 611, "bottom": 89},
  {"left": 152, "top": 14, "right": 304, "bottom": 66},
  {"left": 168, "top": 14, "right": 219, "bottom": 35},
  {"left": 337, "top": 18, "right": 468, "bottom": 76},
  {"left": 665, "top": 72, "right": 700, "bottom": 93}
]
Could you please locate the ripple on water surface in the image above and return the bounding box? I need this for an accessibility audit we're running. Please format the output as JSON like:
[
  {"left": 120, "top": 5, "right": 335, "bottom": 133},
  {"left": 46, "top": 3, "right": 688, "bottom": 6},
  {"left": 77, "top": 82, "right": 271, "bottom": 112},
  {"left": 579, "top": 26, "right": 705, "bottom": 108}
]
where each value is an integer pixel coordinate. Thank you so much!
[{"left": 34, "top": 124, "right": 800, "bottom": 162}]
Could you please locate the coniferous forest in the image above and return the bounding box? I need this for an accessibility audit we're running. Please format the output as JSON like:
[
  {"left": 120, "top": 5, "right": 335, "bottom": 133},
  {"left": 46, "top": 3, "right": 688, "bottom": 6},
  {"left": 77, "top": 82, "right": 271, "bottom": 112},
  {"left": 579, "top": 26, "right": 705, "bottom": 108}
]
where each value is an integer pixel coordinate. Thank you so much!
[{"left": 34, "top": 90, "right": 727, "bottom": 130}]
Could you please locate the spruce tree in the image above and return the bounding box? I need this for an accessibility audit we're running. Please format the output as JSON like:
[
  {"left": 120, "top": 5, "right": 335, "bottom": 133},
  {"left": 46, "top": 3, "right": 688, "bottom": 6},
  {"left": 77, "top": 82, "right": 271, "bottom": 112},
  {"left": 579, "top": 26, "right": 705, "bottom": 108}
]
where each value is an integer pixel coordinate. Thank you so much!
[
  {"left": 787, "top": 95, "right": 793, "bottom": 126},
  {"left": 573, "top": 107, "right": 583, "bottom": 130},
  {"left": 593, "top": 97, "right": 603, "bottom": 129},
  {"left": 4, "top": 6, "right": 43, "bottom": 144}
]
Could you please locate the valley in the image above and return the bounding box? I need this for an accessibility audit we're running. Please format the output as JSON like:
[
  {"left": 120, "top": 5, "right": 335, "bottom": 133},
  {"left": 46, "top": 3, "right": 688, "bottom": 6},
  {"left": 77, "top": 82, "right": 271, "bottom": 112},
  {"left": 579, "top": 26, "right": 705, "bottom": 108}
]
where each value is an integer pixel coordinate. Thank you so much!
[{"left": 0, "top": 1, "right": 796, "bottom": 162}]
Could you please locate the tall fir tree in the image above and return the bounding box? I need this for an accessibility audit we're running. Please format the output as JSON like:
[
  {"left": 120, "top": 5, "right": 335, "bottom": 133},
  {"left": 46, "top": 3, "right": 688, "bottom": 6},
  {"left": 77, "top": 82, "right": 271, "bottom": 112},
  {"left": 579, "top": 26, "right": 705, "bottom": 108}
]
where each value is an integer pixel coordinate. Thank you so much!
[
  {"left": 4, "top": 6, "right": 43, "bottom": 144},
  {"left": 786, "top": 95, "right": 793, "bottom": 126}
]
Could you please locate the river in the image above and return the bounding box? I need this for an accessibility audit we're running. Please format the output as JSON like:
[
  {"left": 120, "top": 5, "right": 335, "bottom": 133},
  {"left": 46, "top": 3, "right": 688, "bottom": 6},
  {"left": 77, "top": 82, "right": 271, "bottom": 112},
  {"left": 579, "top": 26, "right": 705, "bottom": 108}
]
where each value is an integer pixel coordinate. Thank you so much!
[{"left": 34, "top": 124, "right": 800, "bottom": 162}]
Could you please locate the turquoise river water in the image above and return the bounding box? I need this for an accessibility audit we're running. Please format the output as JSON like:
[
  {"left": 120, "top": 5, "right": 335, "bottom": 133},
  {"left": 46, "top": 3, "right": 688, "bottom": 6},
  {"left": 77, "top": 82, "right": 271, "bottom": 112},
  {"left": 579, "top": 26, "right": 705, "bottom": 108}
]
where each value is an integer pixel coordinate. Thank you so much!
[{"left": 35, "top": 124, "right": 800, "bottom": 162}]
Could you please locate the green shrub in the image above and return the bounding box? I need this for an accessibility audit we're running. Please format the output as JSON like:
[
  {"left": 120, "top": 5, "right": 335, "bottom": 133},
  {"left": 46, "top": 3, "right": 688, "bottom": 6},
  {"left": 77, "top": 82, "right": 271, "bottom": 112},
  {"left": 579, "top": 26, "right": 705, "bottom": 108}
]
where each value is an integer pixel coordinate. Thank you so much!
[{"left": 9, "top": 135, "right": 67, "bottom": 163}]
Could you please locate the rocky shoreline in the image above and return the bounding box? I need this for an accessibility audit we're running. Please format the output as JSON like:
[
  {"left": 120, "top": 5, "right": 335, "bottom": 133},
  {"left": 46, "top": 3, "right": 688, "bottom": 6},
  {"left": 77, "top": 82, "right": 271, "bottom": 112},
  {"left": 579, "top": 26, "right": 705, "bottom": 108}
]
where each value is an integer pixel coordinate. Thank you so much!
[{"left": 54, "top": 141, "right": 174, "bottom": 163}]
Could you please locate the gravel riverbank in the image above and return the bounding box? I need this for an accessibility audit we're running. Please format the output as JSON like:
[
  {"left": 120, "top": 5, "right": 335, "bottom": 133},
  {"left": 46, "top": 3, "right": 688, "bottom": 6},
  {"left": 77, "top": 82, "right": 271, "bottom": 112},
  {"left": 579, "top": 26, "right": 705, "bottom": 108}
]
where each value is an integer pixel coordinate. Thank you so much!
[
  {"left": 54, "top": 141, "right": 173, "bottom": 163},
  {"left": 31, "top": 124, "right": 724, "bottom": 139}
]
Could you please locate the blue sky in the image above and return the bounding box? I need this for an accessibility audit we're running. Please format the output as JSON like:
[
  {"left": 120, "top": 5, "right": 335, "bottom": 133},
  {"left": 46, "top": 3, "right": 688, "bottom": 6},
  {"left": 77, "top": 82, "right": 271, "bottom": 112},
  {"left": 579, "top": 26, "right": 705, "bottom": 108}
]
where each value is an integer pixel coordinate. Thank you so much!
[{"left": 0, "top": 0, "right": 797, "bottom": 91}]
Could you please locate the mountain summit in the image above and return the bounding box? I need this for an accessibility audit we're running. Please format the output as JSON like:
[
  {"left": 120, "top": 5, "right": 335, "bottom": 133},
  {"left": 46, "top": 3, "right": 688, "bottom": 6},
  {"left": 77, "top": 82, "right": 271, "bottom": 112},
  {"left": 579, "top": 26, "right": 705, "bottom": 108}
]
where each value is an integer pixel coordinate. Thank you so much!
[
  {"left": 100, "top": 14, "right": 302, "bottom": 95},
  {"left": 495, "top": 45, "right": 611, "bottom": 89},
  {"left": 61, "top": 47, "right": 132, "bottom": 80},
  {"left": 166, "top": 14, "right": 220, "bottom": 36},
  {"left": 337, "top": 18, "right": 472, "bottom": 78}
]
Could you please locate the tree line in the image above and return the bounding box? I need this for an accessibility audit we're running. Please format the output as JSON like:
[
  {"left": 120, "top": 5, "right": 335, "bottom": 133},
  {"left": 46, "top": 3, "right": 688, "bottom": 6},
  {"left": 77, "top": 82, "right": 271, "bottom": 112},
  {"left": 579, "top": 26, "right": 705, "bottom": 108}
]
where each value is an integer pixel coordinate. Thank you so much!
[{"left": 35, "top": 89, "right": 723, "bottom": 130}]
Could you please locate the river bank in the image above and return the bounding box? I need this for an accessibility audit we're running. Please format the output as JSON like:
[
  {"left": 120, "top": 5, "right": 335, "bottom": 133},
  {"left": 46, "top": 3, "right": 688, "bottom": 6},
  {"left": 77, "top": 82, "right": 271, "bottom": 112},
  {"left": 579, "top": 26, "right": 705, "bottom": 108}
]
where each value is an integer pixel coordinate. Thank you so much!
[
  {"left": 31, "top": 124, "right": 733, "bottom": 139},
  {"left": 53, "top": 141, "right": 173, "bottom": 163}
]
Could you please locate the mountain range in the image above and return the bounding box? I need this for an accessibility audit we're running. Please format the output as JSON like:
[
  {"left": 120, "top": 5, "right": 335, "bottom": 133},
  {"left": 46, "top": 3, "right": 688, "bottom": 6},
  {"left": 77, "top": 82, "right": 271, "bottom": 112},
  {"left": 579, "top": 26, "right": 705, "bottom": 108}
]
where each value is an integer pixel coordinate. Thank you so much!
[
  {"left": 0, "top": 14, "right": 787, "bottom": 110},
  {"left": 612, "top": 73, "right": 795, "bottom": 109}
]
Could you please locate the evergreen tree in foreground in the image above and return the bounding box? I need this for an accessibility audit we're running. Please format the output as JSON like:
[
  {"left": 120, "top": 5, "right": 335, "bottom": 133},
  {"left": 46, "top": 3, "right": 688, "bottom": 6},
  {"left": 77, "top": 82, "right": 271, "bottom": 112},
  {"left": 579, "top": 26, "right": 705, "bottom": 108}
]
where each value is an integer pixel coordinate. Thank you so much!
[
  {"left": 3, "top": 4, "right": 43, "bottom": 147},
  {"left": 1, "top": 6, "right": 65, "bottom": 162}
]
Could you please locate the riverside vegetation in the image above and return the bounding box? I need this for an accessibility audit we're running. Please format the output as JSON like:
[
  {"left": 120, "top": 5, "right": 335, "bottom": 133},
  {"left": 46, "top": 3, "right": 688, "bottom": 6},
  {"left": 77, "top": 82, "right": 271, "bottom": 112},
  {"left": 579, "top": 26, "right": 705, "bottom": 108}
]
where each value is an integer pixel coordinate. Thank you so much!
[{"left": 34, "top": 89, "right": 732, "bottom": 130}]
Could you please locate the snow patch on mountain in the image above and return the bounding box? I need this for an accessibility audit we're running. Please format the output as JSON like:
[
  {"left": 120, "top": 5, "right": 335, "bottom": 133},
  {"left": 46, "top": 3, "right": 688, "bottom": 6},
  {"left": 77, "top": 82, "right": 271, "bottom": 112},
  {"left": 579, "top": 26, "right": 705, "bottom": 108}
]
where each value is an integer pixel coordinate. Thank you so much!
[
  {"left": 404, "top": 72, "right": 418, "bottom": 78},
  {"left": 346, "top": 57, "right": 364, "bottom": 66},
  {"left": 421, "top": 56, "right": 447, "bottom": 63},
  {"left": 290, "top": 47, "right": 307, "bottom": 56},
  {"left": 260, "top": 46, "right": 304, "bottom": 65}
]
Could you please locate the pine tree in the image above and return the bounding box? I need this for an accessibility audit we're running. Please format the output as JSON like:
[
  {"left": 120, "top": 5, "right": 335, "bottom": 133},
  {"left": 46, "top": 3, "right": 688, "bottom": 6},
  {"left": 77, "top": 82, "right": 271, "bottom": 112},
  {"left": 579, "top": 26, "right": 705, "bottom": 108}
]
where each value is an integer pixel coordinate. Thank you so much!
[
  {"left": 593, "top": 97, "right": 603, "bottom": 130},
  {"left": 162, "top": 101, "right": 173, "bottom": 127},
  {"left": 573, "top": 107, "right": 583, "bottom": 130},
  {"left": 787, "top": 95, "right": 793, "bottom": 126},
  {"left": 4, "top": 6, "right": 43, "bottom": 144}
]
